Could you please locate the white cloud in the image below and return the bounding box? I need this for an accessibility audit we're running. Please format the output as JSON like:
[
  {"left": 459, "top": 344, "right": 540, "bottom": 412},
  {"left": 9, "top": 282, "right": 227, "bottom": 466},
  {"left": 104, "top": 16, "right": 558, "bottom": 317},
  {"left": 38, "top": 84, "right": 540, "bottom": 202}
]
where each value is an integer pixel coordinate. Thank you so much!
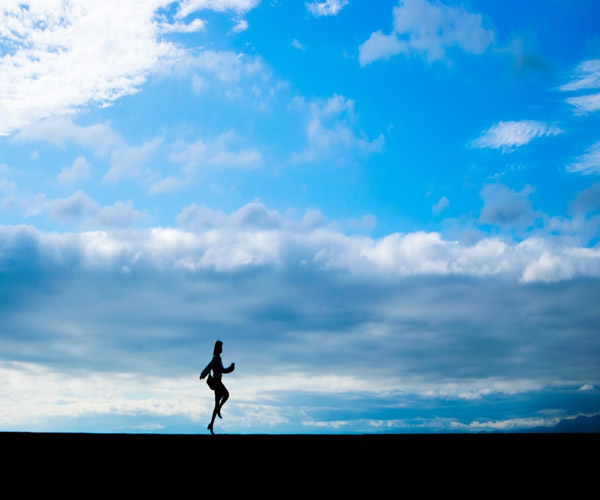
[
  {"left": 48, "top": 190, "right": 99, "bottom": 222},
  {"left": 14, "top": 117, "right": 122, "bottom": 157},
  {"left": 432, "top": 196, "right": 449, "bottom": 215},
  {"left": 231, "top": 19, "right": 249, "bottom": 33},
  {"left": 58, "top": 156, "right": 92, "bottom": 186},
  {"left": 567, "top": 142, "right": 600, "bottom": 175},
  {"left": 560, "top": 59, "right": 600, "bottom": 92},
  {"left": 169, "top": 131, "right": 263, "bottom": 177},
  {"left": 306, "top": 0, "right": 348, "bottom": 17},
  {"left": 0, "top": 0, "right": 179, "bottom": 136},
  {"left": 292, "top": 39, "right": 306, "bottom": 51},
  {"left": 565, "top": 93, "right": 600, "bottom": 114},
  {"left": 471, "top": 120, "right": 562, "bottom": 151},
  {"left": 86, "top": 200, "right": 146, "bottom": 229},
  {"left": 158, "top": 18, "right": 207, "bottom": 33},
  {"left": 560, "top": 59, "right": 600, "bottom": 113},
  {"left": 103, "top": 137, "right": 164, "bottom": 184},
  {"left": 292, "top": 94, "right": 384, "bottom": 163},
  {"left": 4, "top": 202, "right": 600, "bottom": 282},
  {"left": 22, "top": 190, "right": 146, "bottom": 228},
  {"left": 149, "top": 176, "right": 185, "bottom": 195},
  {"left": 359, "top": 0, "right": 494, "bottom": 66},
  {"left": 176, "top": 0, "right": 260, "bottom": 18},
  {"left": 578, "top": 384, "right": 594, "bottom": 391},
  {"left": 359, "top": 31, "right": 408, "bottom": 67}
]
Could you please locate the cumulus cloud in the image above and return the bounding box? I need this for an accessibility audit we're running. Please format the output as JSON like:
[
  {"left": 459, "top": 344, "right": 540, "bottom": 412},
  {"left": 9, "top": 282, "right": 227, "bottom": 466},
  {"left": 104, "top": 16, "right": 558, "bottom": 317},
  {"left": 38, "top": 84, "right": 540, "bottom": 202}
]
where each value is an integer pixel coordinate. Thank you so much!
[
  {"left": 18, "top": 190, "right": 145, "bottom": 228},
  {"left": 292, "top": 94, "right": 384, "bottom": 163},
  {"left": 471, "top": 121, "right": 562, "bottom": 151},
  {"left": 359, "top": 0, "right": 494, "bottom": 66},
  {"left": 567, "top": 142, "right": 600, "bottom": 175},
  {"left": 479, "top": 184, "right": 538, "bottom": 228},
  {"left": 58, "top": 157, "right": 92, "bottom": 186},
  {"left": 306, "top": 0, "right": 349, "bottom": 17},
  {"left": 3, "top": 201, "right": 600, "bottom": 282}
]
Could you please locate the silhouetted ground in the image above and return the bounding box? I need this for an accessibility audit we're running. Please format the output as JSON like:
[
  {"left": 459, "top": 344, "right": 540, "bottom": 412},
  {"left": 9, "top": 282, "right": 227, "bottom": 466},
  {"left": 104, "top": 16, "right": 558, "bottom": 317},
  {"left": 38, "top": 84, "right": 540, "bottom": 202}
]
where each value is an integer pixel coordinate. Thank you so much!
[{"left": 3, "top": 433, "right": 596, "bottom": 492}]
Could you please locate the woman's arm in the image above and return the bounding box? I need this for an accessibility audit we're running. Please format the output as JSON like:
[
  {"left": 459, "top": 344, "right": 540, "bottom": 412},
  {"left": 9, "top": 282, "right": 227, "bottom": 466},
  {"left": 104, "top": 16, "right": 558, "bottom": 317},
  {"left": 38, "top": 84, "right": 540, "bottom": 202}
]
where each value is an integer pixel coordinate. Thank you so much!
[
  {"left": 222, "top": 361, "right": 235, "bottom": 374},
  {"left": 200, "top": 358, "right": 214, "bottom": 379}
]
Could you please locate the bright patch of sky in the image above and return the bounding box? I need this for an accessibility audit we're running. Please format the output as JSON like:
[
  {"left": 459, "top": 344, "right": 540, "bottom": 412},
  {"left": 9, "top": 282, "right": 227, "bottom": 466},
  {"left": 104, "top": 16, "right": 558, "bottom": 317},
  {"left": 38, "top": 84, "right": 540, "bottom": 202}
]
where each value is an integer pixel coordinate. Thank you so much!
[{"left": 1, "top": 0, "right": 600, "bottom": 433}]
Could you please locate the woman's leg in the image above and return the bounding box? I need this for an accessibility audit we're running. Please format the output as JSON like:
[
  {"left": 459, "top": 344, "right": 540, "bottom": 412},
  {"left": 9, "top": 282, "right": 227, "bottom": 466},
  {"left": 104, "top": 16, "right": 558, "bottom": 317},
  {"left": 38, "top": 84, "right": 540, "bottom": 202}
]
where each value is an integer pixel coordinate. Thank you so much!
[
  {"left": 217, "top": 386, "right": 229, "bottom": 417},
  {"left": 208, "top": 389, "right": 221, "bottom": 433}
]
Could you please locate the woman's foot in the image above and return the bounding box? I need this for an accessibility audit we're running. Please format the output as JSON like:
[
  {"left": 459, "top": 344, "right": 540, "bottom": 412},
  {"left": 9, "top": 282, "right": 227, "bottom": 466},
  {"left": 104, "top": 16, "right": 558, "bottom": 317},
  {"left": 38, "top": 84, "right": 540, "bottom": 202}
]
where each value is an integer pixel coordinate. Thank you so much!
[
  {"left": 217, "top": 409, "right": 222, "bottom": 419},
  {"left": 207, "top": 423, "right": 214, "bottom": 435}
]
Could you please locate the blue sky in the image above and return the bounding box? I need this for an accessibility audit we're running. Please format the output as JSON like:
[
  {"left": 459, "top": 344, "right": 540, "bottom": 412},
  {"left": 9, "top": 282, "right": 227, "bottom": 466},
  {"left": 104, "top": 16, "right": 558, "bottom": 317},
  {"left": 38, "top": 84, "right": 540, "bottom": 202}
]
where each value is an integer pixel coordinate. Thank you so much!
[{"left": 1, "top": 0, "right": 599, "bottom": 433}]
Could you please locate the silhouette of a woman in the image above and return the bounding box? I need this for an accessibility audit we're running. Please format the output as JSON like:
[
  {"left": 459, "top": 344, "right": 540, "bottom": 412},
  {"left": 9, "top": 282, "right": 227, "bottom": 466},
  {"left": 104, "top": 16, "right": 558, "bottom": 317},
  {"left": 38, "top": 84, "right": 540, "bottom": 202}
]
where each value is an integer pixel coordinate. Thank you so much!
[{"left": 200, "top": 340, "right": 235, "bottom": 434}]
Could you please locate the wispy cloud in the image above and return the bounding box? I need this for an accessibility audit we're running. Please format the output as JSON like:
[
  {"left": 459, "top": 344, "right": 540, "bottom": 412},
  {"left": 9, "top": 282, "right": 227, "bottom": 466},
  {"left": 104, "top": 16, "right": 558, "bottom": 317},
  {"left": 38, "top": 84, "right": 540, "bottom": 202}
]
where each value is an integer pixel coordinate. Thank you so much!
[
  {"left": 560, "top": 59, "right": 600, "bottom": 114},
  {"left": 471, "top": 120, "right": 562, "bottom": 151},
  {"left": 567, "top": 142, "right": 600, "bottom": 175},
  {"left": 359, "top": 0, "right": 494, "bottom": 66}
]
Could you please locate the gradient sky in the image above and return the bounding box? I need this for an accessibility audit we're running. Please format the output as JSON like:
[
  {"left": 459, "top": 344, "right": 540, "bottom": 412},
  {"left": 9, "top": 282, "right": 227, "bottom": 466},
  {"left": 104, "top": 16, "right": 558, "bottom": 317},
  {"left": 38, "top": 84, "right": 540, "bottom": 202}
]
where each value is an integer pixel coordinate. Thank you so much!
[{"left": 1, "top": 0, "right": 599, "bottom": 434}]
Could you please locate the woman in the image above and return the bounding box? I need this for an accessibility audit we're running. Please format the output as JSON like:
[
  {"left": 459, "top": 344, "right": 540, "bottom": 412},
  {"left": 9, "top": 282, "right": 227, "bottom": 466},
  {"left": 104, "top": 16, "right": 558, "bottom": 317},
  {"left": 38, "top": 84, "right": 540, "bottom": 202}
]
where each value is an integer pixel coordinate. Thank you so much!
[{"left": 200, "top": 340, "right": 235, "bottom": 434}]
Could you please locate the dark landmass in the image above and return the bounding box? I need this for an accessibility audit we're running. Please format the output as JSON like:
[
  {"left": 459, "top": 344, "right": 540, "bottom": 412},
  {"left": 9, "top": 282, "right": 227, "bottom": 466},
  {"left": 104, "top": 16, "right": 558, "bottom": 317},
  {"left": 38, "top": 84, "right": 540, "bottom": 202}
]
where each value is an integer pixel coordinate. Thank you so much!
[{"left": 3, "top": 432, "right": 597, "bottom": 492}]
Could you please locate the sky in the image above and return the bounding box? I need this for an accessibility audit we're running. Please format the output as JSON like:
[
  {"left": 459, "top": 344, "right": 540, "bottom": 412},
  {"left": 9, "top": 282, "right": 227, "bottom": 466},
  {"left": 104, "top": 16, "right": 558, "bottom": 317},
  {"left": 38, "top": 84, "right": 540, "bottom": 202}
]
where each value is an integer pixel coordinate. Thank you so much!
[{"left": 1, "top": 0, "right": 599, "bottom": 434}]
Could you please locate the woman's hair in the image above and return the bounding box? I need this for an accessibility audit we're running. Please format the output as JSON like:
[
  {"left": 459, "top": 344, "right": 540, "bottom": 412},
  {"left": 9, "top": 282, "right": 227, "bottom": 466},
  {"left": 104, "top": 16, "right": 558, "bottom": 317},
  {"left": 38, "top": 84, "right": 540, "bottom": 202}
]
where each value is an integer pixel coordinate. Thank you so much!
[{"left": 213, "top": 340, "right": 223, "bottom": 355}]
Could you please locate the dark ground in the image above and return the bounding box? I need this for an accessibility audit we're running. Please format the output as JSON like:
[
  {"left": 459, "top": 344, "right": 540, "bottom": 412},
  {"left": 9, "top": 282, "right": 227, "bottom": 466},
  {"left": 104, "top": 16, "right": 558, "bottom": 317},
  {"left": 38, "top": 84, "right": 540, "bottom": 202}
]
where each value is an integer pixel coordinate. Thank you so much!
[{"left": 3, "top": 432, "right": 596, "bottom": 492}]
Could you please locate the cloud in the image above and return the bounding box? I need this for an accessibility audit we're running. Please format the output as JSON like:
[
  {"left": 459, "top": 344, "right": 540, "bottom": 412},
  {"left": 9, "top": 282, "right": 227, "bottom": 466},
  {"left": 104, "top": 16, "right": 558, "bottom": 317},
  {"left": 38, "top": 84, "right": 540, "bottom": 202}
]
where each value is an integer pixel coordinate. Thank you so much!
[
  {"left": 19, "top": 190, "right": 145, "bottom": 228},
  {"left": 359, "top": 31, "right": 408, "bottom": 67},
  {"left": 48, "top": 190, "right": 99, "bottom": 222},
  {"left": 471, "top": 120, "right": 562, "bottom": 151},
  {"left": 292, "top": 39, "right": 306, "bottom": 51},
  {"left": 176, "top": 0, "right": 260, "bottom": 18},
  {"left": 158, "top": 18, "right": 207, "bottom": 33},
  {"left": 4, "top": 201, "right": 600, "bottom": 283},
  {"left": 149, "top": 176, "right": 186, "bottom": 195},
  {"left": 292, "top": 94, "right": 384, "bottom": 163},
  {"left": 0, "top": 1, "right": 180, "bottom": 136},
  {"left": 103, "top": 137, "right": 164, "bottom": 184},
  {"left": 570, "top": 183, "right": 600, "bottom": 215},
  {"left": 479, "top": 184, "right": 538, "bottom": 228},
  {"left": 1, "top": 217, "right": 600, "bottom": 432},
  {"left": 567, "top": 142, "right": 600, "bottom": 175},
  {"left": 58, "top": 157, "right": 92, "bottom": 186},
  {"left": 306, "top": 0, "right": 349, "bottom": 17},
  {"left": 231, "top": 19, "right": 249, "bottom": 33},
  {"left": 565, "top": 93, "right": 600, "bottom": 114},
  {"left": 14, "top": 117, "right": 122, "bottom": 157},
  {"left": 560, "top": 59, "right": 600, "bottom": 113},
  {"left": 359, "top": 0, "right": 494, "bottom": 66},
  {"left": 169, "top": 131, "right": 263, "bottom": 177},
  {"left": 432, "top": 196, "right": 449, "bottom": 215},
  {"left": 86, "top": 200, "right": 146, "bottom": 229}
]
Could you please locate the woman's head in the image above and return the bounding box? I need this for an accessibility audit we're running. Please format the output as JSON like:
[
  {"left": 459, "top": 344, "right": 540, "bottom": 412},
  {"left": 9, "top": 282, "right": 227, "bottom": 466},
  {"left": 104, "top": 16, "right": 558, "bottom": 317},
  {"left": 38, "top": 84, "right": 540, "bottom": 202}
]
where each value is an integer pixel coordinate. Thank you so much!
[{"left": 213, "top": 340, "right": 223, "bottom": 355}]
